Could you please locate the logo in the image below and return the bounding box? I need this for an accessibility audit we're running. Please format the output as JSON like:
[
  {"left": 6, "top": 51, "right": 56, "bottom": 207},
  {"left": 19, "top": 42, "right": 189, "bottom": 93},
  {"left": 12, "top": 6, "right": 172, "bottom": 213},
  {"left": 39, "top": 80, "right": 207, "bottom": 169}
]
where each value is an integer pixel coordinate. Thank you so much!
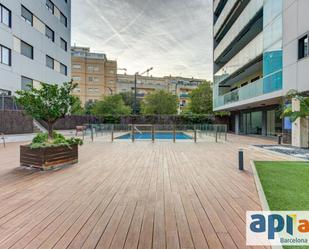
[{"left": 246, "top": 211, "right": 309, "bottom": 246}]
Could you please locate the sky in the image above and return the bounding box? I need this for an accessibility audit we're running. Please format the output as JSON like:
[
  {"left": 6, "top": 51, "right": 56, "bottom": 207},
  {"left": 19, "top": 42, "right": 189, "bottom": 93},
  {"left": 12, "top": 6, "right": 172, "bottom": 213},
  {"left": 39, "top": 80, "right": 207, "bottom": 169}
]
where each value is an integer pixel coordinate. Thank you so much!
[{"left": 72, "top": 0, "right": 213, "bottom": 80}]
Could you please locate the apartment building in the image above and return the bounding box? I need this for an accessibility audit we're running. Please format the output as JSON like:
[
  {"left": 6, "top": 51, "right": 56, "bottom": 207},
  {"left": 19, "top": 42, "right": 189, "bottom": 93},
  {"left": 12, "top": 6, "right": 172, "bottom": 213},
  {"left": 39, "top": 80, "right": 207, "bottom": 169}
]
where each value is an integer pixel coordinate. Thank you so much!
[
  {"left": 117, "top": 74, "right": 203, "bottom": 112},
  {"left": 213, "top": 0, "right": 309, "bottom": 146},
  {"left": 71, "top": 47, "right": 117, "bottom": 105},
  {"left": 0, "top": 0, "right": 71, "bottom": 95}
]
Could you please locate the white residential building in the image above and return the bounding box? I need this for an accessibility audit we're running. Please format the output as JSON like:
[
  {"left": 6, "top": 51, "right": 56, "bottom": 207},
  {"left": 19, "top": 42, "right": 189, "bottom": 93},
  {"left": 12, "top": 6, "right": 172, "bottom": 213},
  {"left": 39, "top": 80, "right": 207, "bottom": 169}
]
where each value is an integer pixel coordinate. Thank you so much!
[
  {"left": 213, "top": 0, "right": 309, "bottom": 147},
  {"left": 0, "top": 0, "right": 71, "bottom": 95}
]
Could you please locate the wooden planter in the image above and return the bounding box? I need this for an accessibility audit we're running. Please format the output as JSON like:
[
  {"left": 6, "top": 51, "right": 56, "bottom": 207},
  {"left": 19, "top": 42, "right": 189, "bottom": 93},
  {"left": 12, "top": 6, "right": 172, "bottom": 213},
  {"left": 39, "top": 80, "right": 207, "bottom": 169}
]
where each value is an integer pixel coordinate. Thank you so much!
[{"left": 20, "top": 144, "right": 78, "bottom": 170}]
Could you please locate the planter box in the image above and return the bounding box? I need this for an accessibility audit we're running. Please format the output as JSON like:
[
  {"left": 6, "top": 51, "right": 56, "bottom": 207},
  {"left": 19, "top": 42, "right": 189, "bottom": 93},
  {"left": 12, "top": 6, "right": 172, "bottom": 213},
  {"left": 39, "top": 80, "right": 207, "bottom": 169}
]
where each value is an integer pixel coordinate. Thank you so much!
[{"left": 20, "top": 144, "right": 78, "bottom": 170}]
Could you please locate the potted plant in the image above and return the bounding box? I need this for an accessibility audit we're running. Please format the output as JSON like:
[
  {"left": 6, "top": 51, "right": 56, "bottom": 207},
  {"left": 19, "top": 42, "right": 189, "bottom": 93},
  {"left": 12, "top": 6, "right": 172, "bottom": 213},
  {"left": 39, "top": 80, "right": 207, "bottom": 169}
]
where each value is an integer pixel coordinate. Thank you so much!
[{"left": 16, "top": 82, "right": 83, "bottom": 170}]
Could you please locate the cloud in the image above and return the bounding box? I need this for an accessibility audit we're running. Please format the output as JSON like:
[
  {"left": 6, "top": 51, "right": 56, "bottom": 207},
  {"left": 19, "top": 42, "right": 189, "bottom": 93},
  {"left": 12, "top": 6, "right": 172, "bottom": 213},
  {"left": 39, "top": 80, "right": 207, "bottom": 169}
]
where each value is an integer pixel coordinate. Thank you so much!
[{"left": 72, "top": 0, "right": 213, "bottom": 80}]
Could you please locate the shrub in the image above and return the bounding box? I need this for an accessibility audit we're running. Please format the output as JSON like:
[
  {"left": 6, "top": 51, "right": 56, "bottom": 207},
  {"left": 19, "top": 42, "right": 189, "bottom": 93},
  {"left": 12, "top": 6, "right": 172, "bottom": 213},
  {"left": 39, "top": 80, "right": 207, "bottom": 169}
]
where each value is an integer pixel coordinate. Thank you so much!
[{"left": 30, "top": 132, "right": 83, "bottom": 149}]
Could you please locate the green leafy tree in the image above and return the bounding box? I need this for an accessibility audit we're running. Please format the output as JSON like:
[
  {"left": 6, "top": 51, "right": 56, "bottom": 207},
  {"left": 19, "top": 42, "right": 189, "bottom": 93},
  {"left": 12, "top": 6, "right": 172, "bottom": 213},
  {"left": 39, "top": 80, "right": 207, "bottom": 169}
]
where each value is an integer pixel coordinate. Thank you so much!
[
  {"left": 282, "top": 90, "right": 309, "bottom": 121},
  {"left": 84, "top": 100, "right": 96, "bottom": 115},
  {"left": 141, "top": 90, "right": 178, "bottom": 115},
  {"left": 16, "top": 82, "right": 77, "bottom": 139},
  {"left": 91, "top": 94, "right": 131, "bottom": 115},
  {"left": 187, "top": 81, "right": 213, "bottom": 114},
  {"left": 71, "top": 96, "right": 84, "bottom": 115},
  {"left": 119, "top": 92, "right": 141, "bottom": 114}
]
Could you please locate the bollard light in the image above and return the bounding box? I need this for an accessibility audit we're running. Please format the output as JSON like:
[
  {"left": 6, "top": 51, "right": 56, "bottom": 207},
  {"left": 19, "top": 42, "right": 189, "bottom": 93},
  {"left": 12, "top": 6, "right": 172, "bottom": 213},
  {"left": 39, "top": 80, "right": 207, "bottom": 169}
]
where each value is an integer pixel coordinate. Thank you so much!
[{"left": 239, "top": 149, "right": 244, "bottom": 171}]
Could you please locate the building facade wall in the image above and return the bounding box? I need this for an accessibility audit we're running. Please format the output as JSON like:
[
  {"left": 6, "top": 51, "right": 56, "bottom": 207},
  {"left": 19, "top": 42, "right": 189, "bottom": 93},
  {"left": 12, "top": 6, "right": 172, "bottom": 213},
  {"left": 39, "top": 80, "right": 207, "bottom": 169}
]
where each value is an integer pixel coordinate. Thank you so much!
[
  {"left": 0, "top": 0, "right": 71, "bottom": 94},
  {"left": 71, "top": 48, "right": 117, "bottom": 105},
  {"left": 116, "top": 74, "right": 204, "bottom": 112}
]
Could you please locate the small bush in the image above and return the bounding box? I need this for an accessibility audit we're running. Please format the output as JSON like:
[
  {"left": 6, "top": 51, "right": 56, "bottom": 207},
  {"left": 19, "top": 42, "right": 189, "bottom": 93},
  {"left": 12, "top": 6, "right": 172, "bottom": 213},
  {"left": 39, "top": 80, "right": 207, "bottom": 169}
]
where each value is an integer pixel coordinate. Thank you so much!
[{"left": 30, "top": 132, "right": 83, "bottom": 149}]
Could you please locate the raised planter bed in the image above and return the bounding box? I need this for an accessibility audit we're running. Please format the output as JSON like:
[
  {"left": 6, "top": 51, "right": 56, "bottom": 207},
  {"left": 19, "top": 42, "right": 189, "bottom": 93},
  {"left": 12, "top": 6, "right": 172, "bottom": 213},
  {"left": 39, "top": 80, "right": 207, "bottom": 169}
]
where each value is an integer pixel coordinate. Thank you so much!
[{"left": 20, "top": 144, "right": 78, "bottom": 170}]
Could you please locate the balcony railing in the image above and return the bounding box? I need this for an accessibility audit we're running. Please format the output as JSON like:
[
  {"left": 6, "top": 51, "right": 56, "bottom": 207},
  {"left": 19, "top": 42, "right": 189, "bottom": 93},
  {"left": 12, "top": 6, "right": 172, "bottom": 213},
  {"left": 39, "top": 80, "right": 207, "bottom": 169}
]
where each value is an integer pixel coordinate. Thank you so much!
[
  {"left": 214, "top": 32, "right": 263, "bottom": 85},
  {"left": 179, "top": 93, "right": 189, "bottom": 98},
  {"left": 215, "top": 79, "right": 263, "bottom": 107},
  {"left": 214, "top": 0, "right": 238, "bottom": 36},
  {"left": 214, "top": 0, "right": 221, "bottom": 13},
  {"left": 214, "top": 0, "right": 263, "bottom": 61}
]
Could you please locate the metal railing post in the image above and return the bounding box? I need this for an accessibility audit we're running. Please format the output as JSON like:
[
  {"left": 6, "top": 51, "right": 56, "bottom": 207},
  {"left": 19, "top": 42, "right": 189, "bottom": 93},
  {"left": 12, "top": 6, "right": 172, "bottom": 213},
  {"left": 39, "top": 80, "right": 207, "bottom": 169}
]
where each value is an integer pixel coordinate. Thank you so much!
[
  {"left": 225, "top": 125, "right": 227, "bottom": 141},
  {"left": 173, "top": 124, "right": 176, "bottom": 143},
  {"left": 215, "top": 126, "right": 218, "bottom": 143},
  {"left": 194, "top": 125, "right": 197, "bottom": 143},
  {"left": 152, "top": 124, "right": 155, "bottom": 143},
  {"left": 132, "top": 124, "right": 135, "bottom": 143},
  {"left": 91, "top": 124, "right": 94, "bottom": 142},
  {"left": 111, "top": 124, "right": 114, "bottom": 142}
]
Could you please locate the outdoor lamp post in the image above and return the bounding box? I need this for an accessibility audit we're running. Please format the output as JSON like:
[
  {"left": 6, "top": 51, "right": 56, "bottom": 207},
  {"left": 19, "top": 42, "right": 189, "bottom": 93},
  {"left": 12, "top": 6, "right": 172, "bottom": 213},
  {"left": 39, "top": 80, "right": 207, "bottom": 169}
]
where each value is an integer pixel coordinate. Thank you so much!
[{"left": 134, "top": 67, "right": 153, "bottom": 114}]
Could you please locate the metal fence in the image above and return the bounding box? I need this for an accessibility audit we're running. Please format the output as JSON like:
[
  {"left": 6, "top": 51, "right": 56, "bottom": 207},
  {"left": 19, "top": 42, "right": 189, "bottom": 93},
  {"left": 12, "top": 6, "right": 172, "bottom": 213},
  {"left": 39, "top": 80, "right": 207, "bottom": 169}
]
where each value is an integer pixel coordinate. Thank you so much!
[
  {"left": 80, "top": 124, "right": 228, "bottom": 143},
  {"left": 0, "top": 96, "right": 20, "bottom": 110}
]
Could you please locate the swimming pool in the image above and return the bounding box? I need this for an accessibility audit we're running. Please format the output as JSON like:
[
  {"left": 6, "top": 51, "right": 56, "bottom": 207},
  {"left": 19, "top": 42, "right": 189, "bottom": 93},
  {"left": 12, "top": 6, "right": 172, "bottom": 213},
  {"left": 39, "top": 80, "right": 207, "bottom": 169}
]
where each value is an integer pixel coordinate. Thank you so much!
[{"left": 116, "top": 132, "right": 192, "bottom": 140}]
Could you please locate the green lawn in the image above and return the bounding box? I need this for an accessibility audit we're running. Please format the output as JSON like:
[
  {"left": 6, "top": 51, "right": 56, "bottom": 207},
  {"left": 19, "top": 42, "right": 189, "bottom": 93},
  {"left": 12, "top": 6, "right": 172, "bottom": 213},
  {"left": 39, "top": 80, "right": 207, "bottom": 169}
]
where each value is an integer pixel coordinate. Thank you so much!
[{"left": 255, "top": 161, "right": 309, "bottom": 249}]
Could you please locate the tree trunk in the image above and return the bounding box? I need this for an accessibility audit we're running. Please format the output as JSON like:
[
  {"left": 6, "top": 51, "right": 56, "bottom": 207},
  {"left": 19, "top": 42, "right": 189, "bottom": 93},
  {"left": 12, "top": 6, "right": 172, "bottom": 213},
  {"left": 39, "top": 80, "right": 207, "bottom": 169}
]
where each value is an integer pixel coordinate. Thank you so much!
[{"left": 47, "top": 122, "right": 53, "bottom": 140}]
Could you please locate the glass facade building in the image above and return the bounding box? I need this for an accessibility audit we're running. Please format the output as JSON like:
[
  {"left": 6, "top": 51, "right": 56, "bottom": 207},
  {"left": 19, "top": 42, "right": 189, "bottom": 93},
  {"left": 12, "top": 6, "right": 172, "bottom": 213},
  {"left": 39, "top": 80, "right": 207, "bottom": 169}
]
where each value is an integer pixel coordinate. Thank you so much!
[{"left": 213, "top": 0, "right": 284, "bottom": 136}]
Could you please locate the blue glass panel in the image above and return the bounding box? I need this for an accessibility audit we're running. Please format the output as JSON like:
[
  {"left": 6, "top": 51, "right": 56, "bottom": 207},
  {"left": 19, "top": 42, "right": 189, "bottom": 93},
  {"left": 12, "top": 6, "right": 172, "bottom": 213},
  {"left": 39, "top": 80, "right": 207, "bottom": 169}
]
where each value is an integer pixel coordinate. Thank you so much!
[
  {"left": 263, "top": 50, "right": 282, "bottom": 76},
  {"left": 263, "top": 70, "right": 282, "bottom": 93}
]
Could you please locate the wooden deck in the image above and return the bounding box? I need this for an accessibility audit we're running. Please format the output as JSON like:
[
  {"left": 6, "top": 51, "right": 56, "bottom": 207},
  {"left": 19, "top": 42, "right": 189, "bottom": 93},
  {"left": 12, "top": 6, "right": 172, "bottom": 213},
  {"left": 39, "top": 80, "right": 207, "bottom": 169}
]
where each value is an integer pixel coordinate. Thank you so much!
[{"left": 0, "top": 135, "right": 290, "bottom": 249}]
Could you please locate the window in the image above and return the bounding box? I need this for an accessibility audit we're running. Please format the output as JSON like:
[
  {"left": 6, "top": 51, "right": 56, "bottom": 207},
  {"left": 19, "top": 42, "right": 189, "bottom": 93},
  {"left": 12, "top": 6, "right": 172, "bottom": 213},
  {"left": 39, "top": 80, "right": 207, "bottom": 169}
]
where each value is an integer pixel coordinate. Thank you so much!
[
  {"left": 0, "top": 45, "right": 11, "bottom": 66},
  {"left": 88, "top": 76, "right": 93, "bottom": 82},
  {"left": 0, "top": 4, "right": 11, "bottom": 27},
  {"left": 60, "top": 12, "right": 67, "bottom": 27},
  {"left": 21, "top": 76, "right": 33, "bottom": 90},
  {"left": 45, "top": 25, "right": 54, "bottom": 42},
  {"left": 60, "top": 63, "right": 67, "bottom": 75},
  {"left": 21, "top": 41, "right": 33, "bottom": 59},
  {"left": 72, "top": 76, "right": 81, "bottom": 81},
  {"left": 46, "top": 0, "right": 54, "bottom": 14},
  {"left": 299, "top": 35, "right": 309, "bottom": 59},
  {"left": 46, "top": 55, "right": 54, "bottom": 69},
  {"left": 60, "top": 38, "right": 67, "bottom": 51},
  {"left": 73, "top": 64, "right": 81, "bottom": 69},
  {"left": 21, "top": 5, "right": 33, "bottom": 26}
]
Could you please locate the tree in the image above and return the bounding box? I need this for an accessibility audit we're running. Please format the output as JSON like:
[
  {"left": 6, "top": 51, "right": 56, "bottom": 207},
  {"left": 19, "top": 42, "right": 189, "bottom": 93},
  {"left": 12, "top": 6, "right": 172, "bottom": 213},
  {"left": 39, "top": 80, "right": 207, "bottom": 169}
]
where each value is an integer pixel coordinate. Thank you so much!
[
  {"left": 84, "top": 100, "right": 96, "bottom": 115},
  {"left": 282, "top": 90, "right": 309, "bottom": 121},
  {"left": 119, "top": 92, "right": 141, "bottom": 114},
  {"left": 91, "top": 94, "right": 131, "bottom": 115},
  {"left": 71, "top": 96, "right": 84, "bottom": 115},
  {"left": 141, "top": 90, "right": 178, "bottom": 115},
  {"left": 187, "top": 81, "right": 213, "bottom": 114},
  {"left": 16, "top": 82, "right": 77, "bottom": 139}
]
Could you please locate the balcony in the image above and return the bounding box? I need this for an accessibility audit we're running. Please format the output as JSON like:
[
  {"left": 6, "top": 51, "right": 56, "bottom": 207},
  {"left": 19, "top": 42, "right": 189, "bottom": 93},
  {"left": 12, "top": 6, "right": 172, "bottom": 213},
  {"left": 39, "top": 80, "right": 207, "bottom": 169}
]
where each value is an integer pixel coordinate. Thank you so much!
[
  {"left": 214, "top": 72, "right": 283, "bottom": 109},
  {"left": 214, "top": 32, "right": 263, "bottom": 85},
  {"left": 215, "top": 78, "right": 263, "bottom": 108},
  {"left": 214, "top": 0, "right": 263, "bottom": 61},
  {"left": 179, "top": 93, "right": 189, "bottom": 98},
  {"left": 214, "top": 0, "right": 238, "bottom": 36}
]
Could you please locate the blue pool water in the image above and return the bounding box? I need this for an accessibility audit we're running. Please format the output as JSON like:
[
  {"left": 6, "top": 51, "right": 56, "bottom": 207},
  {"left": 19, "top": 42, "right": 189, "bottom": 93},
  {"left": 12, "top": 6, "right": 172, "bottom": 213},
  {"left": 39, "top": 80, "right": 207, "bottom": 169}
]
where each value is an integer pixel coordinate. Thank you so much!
[{"left": 117, "top": 132, "right": 192, "bottom": 140}]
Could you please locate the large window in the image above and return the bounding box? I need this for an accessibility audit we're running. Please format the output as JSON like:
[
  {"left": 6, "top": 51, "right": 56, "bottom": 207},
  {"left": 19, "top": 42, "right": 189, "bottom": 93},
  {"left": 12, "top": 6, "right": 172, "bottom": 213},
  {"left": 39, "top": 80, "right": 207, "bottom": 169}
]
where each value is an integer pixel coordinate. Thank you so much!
[
  {"left": 60, "top": 63, "right": 67, "bottom": 75},
  {"left": 0, "top": 45, "right": 11, "bottom": 66},
  {"left": 299, "top": 34, "right": 309, "bottom": 60},
  {"left": 0, "top": 4, "right": 11, "bottom": 27},
  {"left": 46, "top": 55, "right": 54, "bottom": 69},
  {"left": 46, "top": 0, "right": 54, "bottom": 14},
  {"left": 60, "top": 38, "right": 67, "bottom": 51},
  {"left": 45, "top": 25, "right": 55, "bottom": 42},
  {"left": 21, "top": 76, "right": 33, "bottom": 90},
  {"left": 21, "top": 41, "right": 33, "bottom": 59},
  {"left": 21, "top": 5, "right": 33, "bottom": 26},
  {"left": 60, "top": 12, "right": 67, "bottom": 27}
]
